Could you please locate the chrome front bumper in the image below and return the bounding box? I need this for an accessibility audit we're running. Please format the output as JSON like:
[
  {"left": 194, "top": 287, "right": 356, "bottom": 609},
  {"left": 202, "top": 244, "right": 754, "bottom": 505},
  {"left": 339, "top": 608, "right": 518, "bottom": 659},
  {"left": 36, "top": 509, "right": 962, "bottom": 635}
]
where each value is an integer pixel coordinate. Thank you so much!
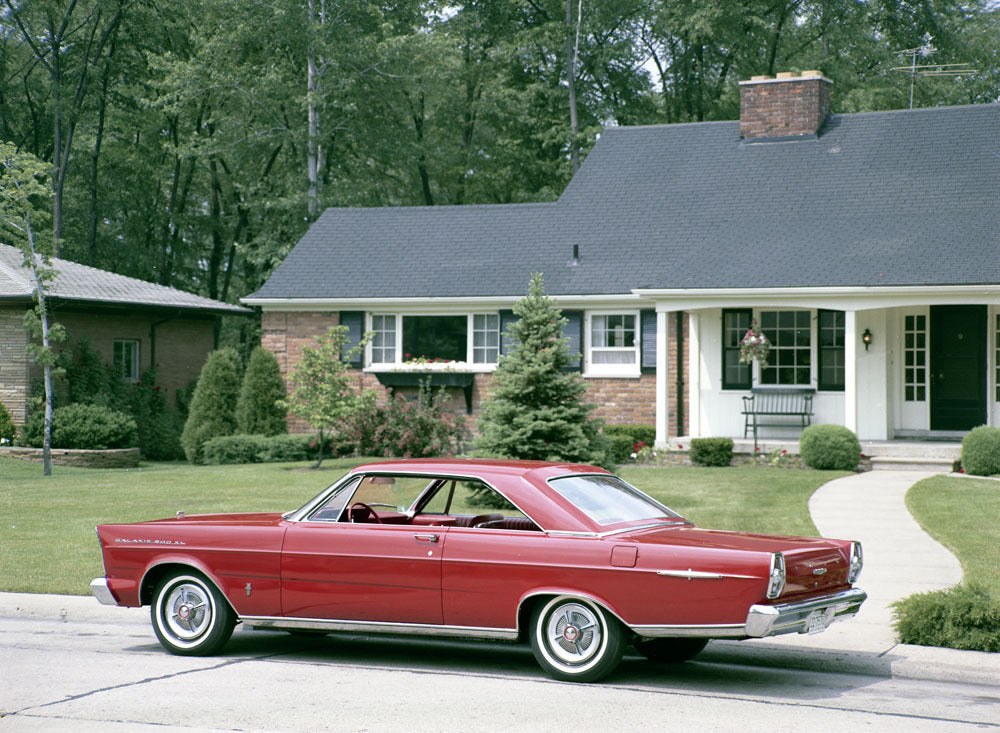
[
  {"left": 90, "top": 577, "right": 119, "bottom": 606},
  {"left": 745, "top": 587, "right": 868, "bottom": 637}
]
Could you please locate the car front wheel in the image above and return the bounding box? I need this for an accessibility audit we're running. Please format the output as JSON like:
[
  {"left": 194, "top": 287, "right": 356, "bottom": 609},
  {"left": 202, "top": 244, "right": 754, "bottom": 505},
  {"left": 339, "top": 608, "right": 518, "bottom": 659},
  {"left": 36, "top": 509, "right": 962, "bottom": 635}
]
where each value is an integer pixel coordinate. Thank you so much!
[
  {"left": 529, "top": 596, "right": 625, "bottom": 683},
  {"left": 151, "top": 573, "right": 235, "bottom": 656}
]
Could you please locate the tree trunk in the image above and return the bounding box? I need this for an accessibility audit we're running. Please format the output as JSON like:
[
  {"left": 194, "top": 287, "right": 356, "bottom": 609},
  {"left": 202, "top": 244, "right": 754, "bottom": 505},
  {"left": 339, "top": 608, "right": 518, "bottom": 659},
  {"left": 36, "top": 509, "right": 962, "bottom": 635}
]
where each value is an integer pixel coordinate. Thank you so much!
[{"left": 565, "top": 0, "right": 580, "bottom": 173}]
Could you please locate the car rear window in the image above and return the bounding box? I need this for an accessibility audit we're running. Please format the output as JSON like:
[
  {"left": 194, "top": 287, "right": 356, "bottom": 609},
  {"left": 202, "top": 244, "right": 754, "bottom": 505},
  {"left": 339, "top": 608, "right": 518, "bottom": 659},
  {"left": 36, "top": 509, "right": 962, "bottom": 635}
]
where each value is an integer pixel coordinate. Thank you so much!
[{"left": 547, "top": 474, "right": 682, "bottom": 526}]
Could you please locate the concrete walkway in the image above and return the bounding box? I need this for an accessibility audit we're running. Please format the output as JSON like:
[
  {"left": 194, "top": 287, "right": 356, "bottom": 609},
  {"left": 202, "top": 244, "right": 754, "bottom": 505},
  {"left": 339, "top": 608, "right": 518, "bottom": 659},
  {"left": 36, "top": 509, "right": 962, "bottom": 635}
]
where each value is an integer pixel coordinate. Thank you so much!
[{"left": 708, "top": 469, "right": 1000, "bottom": 687}]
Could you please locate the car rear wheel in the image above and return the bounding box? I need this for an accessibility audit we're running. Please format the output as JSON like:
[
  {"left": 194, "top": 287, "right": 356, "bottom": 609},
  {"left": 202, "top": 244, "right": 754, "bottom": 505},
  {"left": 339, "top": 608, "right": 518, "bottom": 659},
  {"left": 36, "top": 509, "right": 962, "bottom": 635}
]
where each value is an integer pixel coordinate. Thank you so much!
[
  {"left": 151, "top": 573, "right": 235, "bottom": 656},
  {"left": 633, "top": 637, "right": 708, "bottom": 663},
  {"left": 529, "top": 596, "right": 625, "bottom": 683}
]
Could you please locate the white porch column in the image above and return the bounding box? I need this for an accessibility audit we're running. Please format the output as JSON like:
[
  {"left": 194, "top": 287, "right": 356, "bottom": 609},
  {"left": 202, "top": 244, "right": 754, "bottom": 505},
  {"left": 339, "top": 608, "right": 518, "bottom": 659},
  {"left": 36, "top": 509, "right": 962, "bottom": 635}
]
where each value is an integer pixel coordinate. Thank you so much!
[
  {"left": 688, "top": 311, "right": 701, "bottom": 437},
  {"left": 655, "top": 310, "right": 669, "bottom": 449},
  {"left": 844, "top": 310, "right": 858, "bottom": 432}
]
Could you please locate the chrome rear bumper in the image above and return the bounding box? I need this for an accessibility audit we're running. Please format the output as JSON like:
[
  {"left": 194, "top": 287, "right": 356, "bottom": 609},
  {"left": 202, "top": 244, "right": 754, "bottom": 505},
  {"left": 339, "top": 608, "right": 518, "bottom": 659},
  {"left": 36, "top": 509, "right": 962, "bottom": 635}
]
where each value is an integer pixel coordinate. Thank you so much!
[
  {"left": 745, "top": 587, "right": 867, "bottom": 637},
  {"left": 90, "top": 577, "right": 119, "bottom": 606}
]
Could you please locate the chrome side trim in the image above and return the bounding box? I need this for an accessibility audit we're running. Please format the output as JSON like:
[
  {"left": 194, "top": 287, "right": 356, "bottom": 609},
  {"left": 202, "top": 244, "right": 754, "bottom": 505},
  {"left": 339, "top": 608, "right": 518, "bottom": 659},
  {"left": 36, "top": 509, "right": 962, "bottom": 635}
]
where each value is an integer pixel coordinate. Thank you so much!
[
  {"left": 656, "top": 569, "right": 725, "bottom": 580},
  {"left": 629, "top": 623, "right": 747, "bottom": 639},
  {"left": 745, "top": 588, "right": 868, "bottom": 637},
  {"left": 90, "top": 577, "right": 118, "bottom": 606},
  {"left": 241, "top": 615, "right": 519, "bottom": 641}
]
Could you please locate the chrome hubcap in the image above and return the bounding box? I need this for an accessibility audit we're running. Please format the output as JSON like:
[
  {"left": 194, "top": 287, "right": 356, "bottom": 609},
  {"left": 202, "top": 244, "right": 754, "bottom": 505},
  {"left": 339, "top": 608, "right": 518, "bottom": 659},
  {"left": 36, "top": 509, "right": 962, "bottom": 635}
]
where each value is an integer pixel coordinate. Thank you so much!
[
  {"left": 546, "top": 603, "right": 601, "bottom": 665},
  {"left": 163, "top": 583, "right": 211, "bottom": 641}
]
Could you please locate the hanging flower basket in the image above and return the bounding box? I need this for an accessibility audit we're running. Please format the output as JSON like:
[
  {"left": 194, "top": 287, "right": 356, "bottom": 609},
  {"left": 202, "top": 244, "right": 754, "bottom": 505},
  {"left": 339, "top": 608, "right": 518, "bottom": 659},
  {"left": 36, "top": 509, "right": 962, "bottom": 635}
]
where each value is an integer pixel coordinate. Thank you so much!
[{"left": 739, "top": 320, "right": 770, "bottom": 367}]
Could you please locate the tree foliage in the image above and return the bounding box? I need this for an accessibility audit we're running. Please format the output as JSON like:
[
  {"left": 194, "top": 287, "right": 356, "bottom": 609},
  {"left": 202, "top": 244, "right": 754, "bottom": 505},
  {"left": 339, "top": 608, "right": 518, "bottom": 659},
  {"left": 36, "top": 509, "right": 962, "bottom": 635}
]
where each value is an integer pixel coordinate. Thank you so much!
[
  {"left": 236, "top": 346, "right": 288, "bottom": 437},
  {"left": 477, "top": 273, "right": 608, "bottom": 467},
  {"left": 180, "top": 348, "right": 243, "bottom": 463},
  {"left": 281, "top": 325, "right": 365, "bottom": 468}
]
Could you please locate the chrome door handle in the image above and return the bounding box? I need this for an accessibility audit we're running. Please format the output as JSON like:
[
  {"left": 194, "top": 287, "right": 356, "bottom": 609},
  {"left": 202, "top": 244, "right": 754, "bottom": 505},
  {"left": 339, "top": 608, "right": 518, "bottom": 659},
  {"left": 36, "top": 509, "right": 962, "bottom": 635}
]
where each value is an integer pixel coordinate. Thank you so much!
[{"left": 413, "top": 534, "right": 439, "bottom": 544}]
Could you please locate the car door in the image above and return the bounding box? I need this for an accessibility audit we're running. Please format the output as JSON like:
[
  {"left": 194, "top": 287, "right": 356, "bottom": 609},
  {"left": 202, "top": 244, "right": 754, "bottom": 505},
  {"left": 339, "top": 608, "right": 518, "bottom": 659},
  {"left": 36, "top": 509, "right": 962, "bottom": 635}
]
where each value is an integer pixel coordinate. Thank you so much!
[{"left": 280, "top": 474, "right": 445, "bottom": 624}]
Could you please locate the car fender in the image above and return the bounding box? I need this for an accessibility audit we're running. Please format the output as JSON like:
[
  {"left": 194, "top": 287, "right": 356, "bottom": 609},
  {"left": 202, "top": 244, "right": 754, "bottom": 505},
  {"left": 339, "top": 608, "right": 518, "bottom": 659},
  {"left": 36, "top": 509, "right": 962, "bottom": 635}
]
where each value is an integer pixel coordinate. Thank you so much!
[
  {"left": 516, "top": 588, "right": 631, "bottom": 634},
  {"left": 138, "top": 555, "right": 236, "bottom": 616}
]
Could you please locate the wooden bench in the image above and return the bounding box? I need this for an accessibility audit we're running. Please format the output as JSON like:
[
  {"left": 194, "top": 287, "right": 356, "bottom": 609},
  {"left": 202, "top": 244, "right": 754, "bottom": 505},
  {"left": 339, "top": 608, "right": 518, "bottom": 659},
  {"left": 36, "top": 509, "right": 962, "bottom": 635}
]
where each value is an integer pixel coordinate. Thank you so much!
[{"left": 742, "top": 388, "right": 815, "bottom": 443}]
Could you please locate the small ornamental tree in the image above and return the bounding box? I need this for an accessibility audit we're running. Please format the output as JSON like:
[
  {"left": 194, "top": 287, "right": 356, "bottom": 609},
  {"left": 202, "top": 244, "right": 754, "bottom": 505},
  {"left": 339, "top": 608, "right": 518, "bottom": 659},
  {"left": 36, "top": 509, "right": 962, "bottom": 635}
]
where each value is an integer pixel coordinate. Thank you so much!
[
  {"left": 476, "top": 273, "right": 608, "bottom": 467},
  {"left": 281, "top": 325, "right": 366, "bottom": 468},
  {"left": 180, "top": 348, "right": 243, "bottom": 463},
  {"left": 236, "top": 347, "right": 287, "bottom": 436},
  {"left": 1, "top": 143, "right": 66, "bottom": 475}
]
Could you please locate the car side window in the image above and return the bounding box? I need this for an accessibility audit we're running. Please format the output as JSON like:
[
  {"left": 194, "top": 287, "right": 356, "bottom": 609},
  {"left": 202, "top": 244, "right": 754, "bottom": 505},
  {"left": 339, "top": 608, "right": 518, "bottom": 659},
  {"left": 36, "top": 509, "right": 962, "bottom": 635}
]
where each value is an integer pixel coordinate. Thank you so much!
[{"left": 417, "top": 479, "right": 538, "bottom": 530}]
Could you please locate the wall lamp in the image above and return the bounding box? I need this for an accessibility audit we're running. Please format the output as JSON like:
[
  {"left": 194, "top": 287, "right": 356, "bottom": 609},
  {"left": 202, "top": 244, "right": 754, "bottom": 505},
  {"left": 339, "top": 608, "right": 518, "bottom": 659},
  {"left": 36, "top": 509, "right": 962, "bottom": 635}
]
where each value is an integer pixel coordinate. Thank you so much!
[{"left": 862, "top": 328, "right": 873, "bottom": 352}]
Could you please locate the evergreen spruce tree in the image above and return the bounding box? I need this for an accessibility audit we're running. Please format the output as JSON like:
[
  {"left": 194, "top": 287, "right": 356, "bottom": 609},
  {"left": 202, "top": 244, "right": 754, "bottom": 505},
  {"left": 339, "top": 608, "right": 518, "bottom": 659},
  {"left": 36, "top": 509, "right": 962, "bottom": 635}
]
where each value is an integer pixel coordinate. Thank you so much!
[
  {"left": 477, "top": 273, "right": 608, "bottom": 467},
  {"left": 236, "top": 347, "right": 287, "bottom": 436},
  {"left": 180, "top": 348, "right": 243, "bottom": 463}
]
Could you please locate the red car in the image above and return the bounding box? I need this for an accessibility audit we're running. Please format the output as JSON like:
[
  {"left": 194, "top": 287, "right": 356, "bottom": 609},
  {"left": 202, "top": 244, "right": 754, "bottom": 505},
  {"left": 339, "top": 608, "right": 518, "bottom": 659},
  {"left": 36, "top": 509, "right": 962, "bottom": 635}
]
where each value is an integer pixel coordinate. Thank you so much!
[{"left": 91, "top": 458, "right": 866, "bottom": 682}]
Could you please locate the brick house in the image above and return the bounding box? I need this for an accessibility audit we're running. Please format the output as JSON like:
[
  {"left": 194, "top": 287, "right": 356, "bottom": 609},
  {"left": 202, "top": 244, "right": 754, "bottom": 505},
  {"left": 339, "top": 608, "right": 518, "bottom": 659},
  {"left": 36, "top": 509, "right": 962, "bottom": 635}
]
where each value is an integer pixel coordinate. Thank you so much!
[
  {"left": 0, "top": 243, "right": 248, "bottom": 425},
  {"left": 244, "top": 72, "right": 1000, "bottom": 446}
]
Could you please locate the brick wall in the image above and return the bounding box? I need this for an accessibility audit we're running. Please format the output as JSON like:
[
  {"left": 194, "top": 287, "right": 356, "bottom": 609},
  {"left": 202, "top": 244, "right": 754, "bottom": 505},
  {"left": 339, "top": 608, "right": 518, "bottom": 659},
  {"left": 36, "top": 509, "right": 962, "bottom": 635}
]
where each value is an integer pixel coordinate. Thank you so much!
[
  {"left": 0, "top": 306, "right": 30, "bottom": 424},
  {"left": 739, "top": 71, "right": 831, "bottom": 140},
  {"left": 261, "top": 310, "right": 692, "bottom": 440},
  {"left": 51, "top": 308, "right": 216, "bottom": 402}
]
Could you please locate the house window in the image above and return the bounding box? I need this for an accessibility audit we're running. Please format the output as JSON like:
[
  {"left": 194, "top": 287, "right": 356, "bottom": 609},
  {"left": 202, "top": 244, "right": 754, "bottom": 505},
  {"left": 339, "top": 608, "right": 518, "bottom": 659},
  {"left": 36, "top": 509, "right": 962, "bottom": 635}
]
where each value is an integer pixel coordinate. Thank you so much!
[
  {"left": 402, "top": 315, "right": 466, "bottom": 362},
  {"left": 472, "top": 314, "right": 500, "bottom": 364},
  {"left": 371, "top": 315, "right": 397, "bottom": 364},
  {"left": 818, "top": 310, "right": 845, "bottom": 391},
  {"left": 759, "top": 311, "right": 811, "bottom": 386},
  {"left": 722, "top": 309, "right": 752, "bottom": 390},
  {"left": 904, "top": 314, "right": 927, "bottom": 402},
  {"left": 588, "top": 313, "right": 638, "bottom": 374},
  {"left": 995, "top": 314, "right": 999, "bottom": 402},
  {"left": 113, "top": 339, "right": 140, "bottom": 382}
]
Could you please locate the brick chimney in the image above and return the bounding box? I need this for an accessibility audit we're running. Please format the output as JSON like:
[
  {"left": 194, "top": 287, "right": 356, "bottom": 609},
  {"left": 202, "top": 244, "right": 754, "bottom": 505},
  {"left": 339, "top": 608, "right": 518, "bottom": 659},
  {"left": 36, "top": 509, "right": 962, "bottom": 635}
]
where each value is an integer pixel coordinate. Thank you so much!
[{"left": 739, "top": 71, "right": 832, "bottom": 140}]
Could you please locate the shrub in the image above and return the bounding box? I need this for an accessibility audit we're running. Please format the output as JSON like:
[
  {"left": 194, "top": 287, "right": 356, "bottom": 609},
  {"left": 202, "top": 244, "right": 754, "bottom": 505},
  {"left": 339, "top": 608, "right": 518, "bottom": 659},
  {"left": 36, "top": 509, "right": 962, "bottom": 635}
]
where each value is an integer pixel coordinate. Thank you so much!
[
  {"left": 799, "top": 424, "right": 861, "bottom": 471},
  {"left": 893, "top": 584, "right": 1000, "bottom": 652},
  {"left": 338, "top": 383, "right": 464, "bottom": 458},
  {"left": 689, "top": 437, "right": 734, "bottom": 467},
  {"left": 605, "top": 434, "right": 636, "bottom": 464},
  {"left": 602, "top": 424, "right": 656, "bottom": 446},
  {"left": 180, "top": 348, "right": 243, "bottom": 463},
  {"left": 23, "top": 403, "right": 138, "bottom": 449},
  {"left": 201, "top": 434, "right": 314, "bottom": 465},
  {"left": 236, "top": 347, "right": 287, "bottom": 436},
  {"left": 0, "top": 401, "right": 15, "bottom": 443},
  {"left": 961, "top": 426, "right": 1000, "bottom": 476}
]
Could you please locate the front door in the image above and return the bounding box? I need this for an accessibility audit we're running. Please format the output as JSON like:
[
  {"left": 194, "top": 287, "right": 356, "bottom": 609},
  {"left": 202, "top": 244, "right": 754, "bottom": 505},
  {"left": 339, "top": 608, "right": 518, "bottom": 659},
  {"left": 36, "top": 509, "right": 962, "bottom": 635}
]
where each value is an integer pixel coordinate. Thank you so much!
[{"left": 930, "top": 305, "right": 987, "bottom": 430}]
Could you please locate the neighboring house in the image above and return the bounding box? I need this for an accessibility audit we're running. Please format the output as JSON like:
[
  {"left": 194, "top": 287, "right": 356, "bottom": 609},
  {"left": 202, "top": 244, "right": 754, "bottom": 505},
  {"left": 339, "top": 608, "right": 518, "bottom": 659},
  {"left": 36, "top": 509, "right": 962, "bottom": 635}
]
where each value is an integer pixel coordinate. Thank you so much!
[
  {"left": 243, "top": 71, "right": 1000, "bottom": 446},
  {"left": 0, "top": 243, "right": 249, "bottom": 424}
]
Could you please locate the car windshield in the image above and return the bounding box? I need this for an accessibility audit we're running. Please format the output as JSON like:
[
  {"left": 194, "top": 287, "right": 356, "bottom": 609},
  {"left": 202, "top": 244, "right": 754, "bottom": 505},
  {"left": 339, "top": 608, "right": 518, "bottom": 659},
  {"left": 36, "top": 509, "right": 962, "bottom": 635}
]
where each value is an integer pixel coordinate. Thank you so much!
[{"left": 547, "top": 474, "right": 683, "bottom": 527}]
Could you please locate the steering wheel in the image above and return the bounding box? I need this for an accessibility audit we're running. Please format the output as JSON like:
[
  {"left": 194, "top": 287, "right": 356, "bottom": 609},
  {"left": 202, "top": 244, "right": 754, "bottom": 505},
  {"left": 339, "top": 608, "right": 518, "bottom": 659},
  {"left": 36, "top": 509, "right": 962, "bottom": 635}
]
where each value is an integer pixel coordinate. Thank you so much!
[{"left": 348, "top": 502, "right": 382, "bottom": 524}]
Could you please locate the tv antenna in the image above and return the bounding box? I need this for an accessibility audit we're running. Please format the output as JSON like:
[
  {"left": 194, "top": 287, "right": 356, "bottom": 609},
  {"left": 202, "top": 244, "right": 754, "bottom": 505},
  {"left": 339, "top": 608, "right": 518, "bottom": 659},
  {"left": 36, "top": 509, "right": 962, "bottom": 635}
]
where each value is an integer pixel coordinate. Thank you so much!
[{"left": 891, "top": 35, "right": 973, "bottom": 109}]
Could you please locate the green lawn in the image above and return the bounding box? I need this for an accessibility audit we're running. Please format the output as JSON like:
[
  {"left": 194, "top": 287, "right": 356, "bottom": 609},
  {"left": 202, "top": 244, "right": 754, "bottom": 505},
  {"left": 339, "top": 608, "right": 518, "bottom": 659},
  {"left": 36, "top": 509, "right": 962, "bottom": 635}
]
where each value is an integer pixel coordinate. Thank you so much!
[
  {"left": 905, "top": 475, "right": 1000, "bottom": 596},
  {"left": 1, "top": 457, "right": 847, "bottom": 596}
]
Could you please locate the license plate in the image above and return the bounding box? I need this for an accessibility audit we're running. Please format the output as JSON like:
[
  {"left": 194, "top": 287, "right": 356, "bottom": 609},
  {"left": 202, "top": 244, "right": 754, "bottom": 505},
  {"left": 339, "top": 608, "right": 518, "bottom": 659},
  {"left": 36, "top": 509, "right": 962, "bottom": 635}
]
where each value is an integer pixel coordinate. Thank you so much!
[{"left": 805, "top": 610, "right": 831, "bottom": 634}]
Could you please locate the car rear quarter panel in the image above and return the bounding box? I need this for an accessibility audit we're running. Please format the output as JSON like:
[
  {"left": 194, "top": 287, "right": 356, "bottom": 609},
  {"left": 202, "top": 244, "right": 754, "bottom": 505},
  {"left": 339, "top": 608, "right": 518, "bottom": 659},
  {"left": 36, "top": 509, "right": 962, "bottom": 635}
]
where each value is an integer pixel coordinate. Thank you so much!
[
  {"left": 96, "top": 520, "right": 286, "bottom": 616},
  {"left": 440, "top": 530, "right": 771, "bottom": 630}
]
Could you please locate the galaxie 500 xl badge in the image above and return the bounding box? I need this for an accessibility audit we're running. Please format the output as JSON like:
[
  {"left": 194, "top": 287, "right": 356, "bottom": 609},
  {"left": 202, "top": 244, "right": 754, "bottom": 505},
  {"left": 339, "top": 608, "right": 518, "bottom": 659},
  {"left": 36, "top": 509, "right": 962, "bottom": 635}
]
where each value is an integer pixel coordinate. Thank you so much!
[{"left": 115, "top": 538, "right": 187, "bottom": 545}]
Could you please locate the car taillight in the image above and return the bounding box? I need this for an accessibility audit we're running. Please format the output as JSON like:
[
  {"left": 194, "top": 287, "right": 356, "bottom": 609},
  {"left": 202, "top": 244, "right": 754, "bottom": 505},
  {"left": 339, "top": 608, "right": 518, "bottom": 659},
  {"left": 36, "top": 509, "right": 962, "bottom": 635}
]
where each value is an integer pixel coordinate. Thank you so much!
[
  {"left": 848, "top": 541, "right": 863, "bottom": 584},
  {"left": 766, "top": 552, "right": 785, "bottom": 599}
]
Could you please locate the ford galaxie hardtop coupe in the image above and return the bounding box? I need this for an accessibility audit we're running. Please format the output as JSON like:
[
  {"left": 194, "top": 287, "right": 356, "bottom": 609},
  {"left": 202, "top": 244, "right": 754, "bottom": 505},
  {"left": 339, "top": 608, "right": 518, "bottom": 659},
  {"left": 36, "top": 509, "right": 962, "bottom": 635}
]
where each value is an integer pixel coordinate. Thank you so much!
[{"left": 92, "top": 458, "right": 866, "bottom": 682}]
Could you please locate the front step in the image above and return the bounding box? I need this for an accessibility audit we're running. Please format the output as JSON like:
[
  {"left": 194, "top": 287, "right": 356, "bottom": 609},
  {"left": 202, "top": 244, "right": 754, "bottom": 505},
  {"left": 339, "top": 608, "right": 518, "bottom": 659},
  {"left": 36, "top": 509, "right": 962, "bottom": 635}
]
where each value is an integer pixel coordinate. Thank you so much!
[{"left": 869, "top": 456, "right": 959, "bottom": 472}]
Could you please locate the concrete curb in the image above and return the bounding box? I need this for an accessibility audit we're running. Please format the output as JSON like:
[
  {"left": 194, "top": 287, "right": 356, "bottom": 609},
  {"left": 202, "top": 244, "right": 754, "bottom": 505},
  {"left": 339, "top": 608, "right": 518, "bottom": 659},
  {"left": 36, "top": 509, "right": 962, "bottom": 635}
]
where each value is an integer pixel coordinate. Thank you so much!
[{"left": 4, "top": 592, "right": 998, "bottom": 687}]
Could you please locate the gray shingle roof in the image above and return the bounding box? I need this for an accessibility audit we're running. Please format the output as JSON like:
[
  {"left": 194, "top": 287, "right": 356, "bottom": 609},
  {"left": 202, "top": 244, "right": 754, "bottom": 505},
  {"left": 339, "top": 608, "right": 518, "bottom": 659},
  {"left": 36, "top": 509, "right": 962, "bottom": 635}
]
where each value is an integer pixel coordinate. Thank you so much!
[
  {"left": 246, "top": 103, "right": 1000, "bottom": 301},
  {"left": 0, "top": 243, "right": 249, "bottom": 314}
]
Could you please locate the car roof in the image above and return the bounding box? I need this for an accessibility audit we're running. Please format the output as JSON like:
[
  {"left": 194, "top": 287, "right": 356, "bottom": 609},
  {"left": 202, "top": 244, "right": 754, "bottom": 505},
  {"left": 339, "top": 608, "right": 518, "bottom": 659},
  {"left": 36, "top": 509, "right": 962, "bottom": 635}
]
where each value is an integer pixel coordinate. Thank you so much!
[{"left": 347, "top": 458, "right": 614, "bottom": 532}]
